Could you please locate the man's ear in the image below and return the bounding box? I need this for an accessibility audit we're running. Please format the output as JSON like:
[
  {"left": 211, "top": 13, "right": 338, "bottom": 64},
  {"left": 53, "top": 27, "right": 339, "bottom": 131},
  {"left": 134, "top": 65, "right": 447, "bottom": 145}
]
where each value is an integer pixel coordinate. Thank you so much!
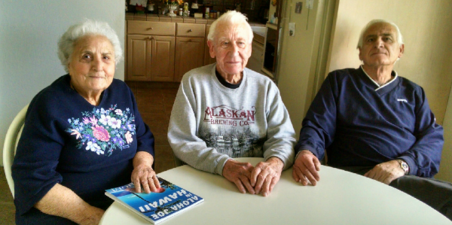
[
  {"left": 358, "top": 47, "right": 363, "bottom": 61},
  {"left": 398, "top": 44, "right": 405, "bottom": 58},
  {"left": 207, "top": 40, "right": 215, "bottom": 58}
]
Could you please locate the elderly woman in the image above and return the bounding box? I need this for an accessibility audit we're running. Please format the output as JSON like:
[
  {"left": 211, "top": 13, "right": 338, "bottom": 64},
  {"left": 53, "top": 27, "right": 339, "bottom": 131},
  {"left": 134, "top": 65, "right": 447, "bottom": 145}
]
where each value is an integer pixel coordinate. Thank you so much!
[
  {"left": 12, "top": 20, "right": 160, "bottom": 224},
  {"left": 168, "top": 11, "right": 295, "bottom": 197}
]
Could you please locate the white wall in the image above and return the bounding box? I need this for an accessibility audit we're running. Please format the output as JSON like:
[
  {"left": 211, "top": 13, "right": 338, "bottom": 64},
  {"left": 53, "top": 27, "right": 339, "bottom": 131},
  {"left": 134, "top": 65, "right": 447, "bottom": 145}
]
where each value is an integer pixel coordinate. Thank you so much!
[
  {"left": 0, "top": 0, "right": 125, "bottom": 166},
  {"left": 278, "top": 0, "right": 335, "bottom": 136},
  {"left": 436, "top": 89, "right": 452, "bottom": 182}
]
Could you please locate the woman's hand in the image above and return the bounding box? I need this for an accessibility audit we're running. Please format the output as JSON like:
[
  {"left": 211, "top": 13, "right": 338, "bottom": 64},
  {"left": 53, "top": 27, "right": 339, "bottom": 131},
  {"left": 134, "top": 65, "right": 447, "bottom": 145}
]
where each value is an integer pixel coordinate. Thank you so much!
[{"left": 131, "top": 151, "right": 161, "bottom": 193}]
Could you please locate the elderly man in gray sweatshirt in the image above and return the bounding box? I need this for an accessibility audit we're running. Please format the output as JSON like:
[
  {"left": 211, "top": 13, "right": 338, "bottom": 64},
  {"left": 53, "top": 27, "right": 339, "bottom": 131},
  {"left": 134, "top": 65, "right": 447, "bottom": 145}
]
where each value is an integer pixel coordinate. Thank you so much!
[{"left": 168, "top": 11, "right": 295, "bottom": 197}]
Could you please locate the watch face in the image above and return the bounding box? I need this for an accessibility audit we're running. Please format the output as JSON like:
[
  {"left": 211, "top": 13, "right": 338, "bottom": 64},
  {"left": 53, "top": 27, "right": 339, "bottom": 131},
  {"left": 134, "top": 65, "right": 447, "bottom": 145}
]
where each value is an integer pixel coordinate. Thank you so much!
[
  {"left": 399, "top": 160, "right": 409, "bottom": 174},
  {"left": 402, "top": 162, "right": 408, "bottom": 170}
]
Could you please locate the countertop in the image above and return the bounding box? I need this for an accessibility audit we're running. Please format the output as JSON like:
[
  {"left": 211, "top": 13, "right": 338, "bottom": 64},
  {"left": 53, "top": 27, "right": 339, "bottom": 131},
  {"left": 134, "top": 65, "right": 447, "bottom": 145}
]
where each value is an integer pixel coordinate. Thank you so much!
[
  {"left": 126, "top": 12, "right": 266, "bottom": 42},
  {"left": 126, "top": 13, "right": 266, "bottom": 27}
]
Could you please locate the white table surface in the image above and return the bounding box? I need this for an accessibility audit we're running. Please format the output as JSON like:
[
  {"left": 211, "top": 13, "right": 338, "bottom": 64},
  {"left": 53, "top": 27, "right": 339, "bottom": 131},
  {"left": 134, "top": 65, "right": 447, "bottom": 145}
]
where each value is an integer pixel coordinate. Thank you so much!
[{"left": 100, "top": 158, "right": 451, "bottom": 225}]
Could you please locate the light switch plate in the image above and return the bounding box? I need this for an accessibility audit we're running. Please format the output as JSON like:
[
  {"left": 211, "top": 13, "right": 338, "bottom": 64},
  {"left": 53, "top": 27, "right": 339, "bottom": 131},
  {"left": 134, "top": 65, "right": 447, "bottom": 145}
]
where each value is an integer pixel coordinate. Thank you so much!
[
  {"left": 307, "top": 0, "right": 314, "bottom": 9},
  {"left": 289, "top": 22, "right": 295, "bottom": 36}
]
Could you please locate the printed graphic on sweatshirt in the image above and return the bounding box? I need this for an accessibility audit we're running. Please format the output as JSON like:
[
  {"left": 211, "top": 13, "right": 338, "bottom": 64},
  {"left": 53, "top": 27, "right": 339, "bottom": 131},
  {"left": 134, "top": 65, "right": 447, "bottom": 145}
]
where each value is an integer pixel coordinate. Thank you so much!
[
  {"left": 204, "top": 105, "right": 256, "bottom": 127},
  {"left": 66, "top": 104, "right": 136, "bottom": 156},
  {"left": 201, "top": 105, "right": 264, "bottom": 157}
]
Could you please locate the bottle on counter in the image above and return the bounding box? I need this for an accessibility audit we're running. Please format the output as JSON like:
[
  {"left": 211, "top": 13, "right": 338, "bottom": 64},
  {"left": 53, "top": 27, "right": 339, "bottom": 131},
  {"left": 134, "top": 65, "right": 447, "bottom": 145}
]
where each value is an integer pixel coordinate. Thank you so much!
[
  {"left": 183, "top": 2, "right": 189, "bottom": 17},
  {"left": 205, "top": 7, "right": 210, "bottom": 19},
  {"left": 147, "top": 0, "right": 155, "bottom": 13}
]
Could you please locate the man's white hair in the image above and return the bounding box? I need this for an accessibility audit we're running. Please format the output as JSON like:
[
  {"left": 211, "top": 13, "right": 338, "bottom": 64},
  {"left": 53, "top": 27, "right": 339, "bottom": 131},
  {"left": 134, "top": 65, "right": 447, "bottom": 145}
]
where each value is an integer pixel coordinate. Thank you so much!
[
  {"left": 357, "top": 19, "right": 403, "bottom": 48},
  {"left": 207, "top": 10, "right": 254, "bottom": 44}
]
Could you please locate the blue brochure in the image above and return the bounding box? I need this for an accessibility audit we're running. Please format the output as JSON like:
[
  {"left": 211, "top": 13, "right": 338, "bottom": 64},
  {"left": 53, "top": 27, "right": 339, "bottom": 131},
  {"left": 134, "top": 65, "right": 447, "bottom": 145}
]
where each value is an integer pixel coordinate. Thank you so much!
[{"left": 105, "top": 177, "right": 204, "bottom": 224}]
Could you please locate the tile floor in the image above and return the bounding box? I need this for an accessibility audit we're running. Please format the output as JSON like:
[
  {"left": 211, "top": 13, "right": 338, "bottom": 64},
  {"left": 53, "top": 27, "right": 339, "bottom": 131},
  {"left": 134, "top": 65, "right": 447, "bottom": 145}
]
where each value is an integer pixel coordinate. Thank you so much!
[
  {"left": 127, "top": 81, "right": 179, "bottom": 173},
  {"left": 0, "top": 81, "right": 180, "bottom": 224}
]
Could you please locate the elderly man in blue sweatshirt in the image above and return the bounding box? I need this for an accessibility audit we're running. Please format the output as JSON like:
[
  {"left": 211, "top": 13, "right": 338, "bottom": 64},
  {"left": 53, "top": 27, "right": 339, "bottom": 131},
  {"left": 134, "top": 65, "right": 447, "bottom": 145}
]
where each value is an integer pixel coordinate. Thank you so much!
[{"left": 293, "top": 19, "right": 452, "bottom": 220}]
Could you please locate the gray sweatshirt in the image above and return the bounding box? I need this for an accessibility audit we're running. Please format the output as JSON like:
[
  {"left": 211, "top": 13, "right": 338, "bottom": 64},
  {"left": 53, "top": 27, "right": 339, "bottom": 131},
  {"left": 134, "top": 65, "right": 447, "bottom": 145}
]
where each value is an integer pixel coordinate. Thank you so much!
[{"left": 168, "top": 64, "right": 295, "bottom": 175}]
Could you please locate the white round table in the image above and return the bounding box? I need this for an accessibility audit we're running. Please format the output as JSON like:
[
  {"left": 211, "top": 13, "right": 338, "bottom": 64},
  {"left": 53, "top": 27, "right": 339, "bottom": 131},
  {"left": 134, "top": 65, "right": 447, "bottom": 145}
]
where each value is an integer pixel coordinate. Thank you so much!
[{"left": 100, "top": 158, "right": 451, "bottom": 224}]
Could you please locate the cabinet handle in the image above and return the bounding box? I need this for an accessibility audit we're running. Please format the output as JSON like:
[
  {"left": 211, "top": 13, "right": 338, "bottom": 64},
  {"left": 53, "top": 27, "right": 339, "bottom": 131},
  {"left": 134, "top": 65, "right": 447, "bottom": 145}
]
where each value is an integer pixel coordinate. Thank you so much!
[
  {"left": 147, "top": 27, "right": 153, "bottom": 30},
  {"left": 187, "top": 29, "right": 192, "bottom": 33}
]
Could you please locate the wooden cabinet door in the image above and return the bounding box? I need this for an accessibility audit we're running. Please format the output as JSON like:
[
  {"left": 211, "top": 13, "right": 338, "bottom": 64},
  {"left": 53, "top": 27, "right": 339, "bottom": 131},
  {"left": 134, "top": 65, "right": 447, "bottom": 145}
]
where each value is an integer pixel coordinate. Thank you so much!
[
  {"left": 175, "top": 37, "right": 205, "bottom": 82},
  {"left": 247, "top": 40, "right": 265, "bottom": 73},
  {"left": 149, "top": 36, "right": 175, "bottom": 82},
  {"left": 127, "top": 35, "right": 151, "bottom": 81},
  {"left": 204, "top": 25, "right": 216, "bottom": 66},
  {"left": 127, "top": 35, "right": 175, "bottom": 82}
]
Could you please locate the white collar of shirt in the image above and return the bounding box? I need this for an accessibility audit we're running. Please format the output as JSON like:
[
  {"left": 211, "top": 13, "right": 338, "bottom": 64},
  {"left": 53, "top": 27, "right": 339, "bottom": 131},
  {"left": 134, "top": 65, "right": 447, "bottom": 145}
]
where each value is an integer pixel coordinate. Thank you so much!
[{"left": 360, "top": 65, "right": 398, "bottom": 91}]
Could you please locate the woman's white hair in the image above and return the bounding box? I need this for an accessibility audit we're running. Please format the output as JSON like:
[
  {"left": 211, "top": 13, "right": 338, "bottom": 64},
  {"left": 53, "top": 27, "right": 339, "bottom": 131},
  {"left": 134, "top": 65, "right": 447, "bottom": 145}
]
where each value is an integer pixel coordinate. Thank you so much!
[
  {"left": 357, "top": 19, "right": 403, "bottom": 48},
  {"left": 58, "top": 19, "right": 123, "bottom": 72},
  {"left": 207, "top": 10, "right": 254, "bottom": 43}
]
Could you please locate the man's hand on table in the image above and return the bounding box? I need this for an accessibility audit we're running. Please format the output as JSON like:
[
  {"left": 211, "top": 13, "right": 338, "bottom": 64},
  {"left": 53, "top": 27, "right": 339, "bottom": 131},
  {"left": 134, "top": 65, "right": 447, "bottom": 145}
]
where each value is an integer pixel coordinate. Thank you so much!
[
  {"left": 223, "top": 157, "right": 284, "bottom": 196},
  {"left": 223, "top": 160, "right": 256, "bottom": 194},
  {"left": 292, "top": 150, "right": 321, "bottom": 186},
  {"left": 251, "top": 157, "right": 284, "bottom": 197},
  {"left": 364, "top": 160, "right": 405, "bottom": 184}
]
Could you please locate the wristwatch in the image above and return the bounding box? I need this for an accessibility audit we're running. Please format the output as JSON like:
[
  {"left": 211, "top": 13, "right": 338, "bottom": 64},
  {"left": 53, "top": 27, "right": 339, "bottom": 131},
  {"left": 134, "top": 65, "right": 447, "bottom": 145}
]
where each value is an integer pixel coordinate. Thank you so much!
[{"left": 397, "top": 159, "right": 409, "bottom": 175}]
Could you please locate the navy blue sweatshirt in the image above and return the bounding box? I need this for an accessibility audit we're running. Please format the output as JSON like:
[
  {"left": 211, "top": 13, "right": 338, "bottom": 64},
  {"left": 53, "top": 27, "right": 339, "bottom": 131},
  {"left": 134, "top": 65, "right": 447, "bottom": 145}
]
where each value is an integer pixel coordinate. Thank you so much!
[
  {"left": 295, "top": 67, "right": 443, "bottom": 177},
  {"left": 12, "top": 75, "right": 154, "bottom": 223}
]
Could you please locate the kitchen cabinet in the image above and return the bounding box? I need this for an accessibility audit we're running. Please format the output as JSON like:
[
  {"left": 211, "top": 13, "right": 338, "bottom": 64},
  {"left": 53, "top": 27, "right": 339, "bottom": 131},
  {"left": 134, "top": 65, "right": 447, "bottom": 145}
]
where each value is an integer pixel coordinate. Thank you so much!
[
  {"left": 175, "top": 37, "right": 205, "bottom": 82},
  {"left": 125, "top": 17, "right": 265, "bottom": 82},
  {"left": 126, "top": 21, "right": 176, "bottom": 81},
  {"left": 174, "top": 23, "right": 206, "bottom": 82},
  {"left": 126, "top": 35, "right": 148, "bottom": 81},
  {"left": 204, "top": 24, "right": 216, "bottom": 66},
  {"left": 247, "top": 31, "right": 266, "bottom": 73},
  {"left": 126, "top": 19, "right": 210, "bottom": 82},
  {"left": 149, "top": 36, "right": 175, "bottom": 82},
  {"left": 247, "top": 40, "right": 264, "bottom": 72},
  {"left": 127, "top": 35, "right": 175, "bottom": 81}
]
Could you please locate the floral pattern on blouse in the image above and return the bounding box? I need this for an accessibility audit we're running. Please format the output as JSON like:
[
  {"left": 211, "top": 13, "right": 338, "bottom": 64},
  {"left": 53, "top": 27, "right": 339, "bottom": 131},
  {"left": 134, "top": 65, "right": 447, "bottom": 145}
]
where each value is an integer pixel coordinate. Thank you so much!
[{"left": 66, "top": 105, "right": 136, "bottom": 156}]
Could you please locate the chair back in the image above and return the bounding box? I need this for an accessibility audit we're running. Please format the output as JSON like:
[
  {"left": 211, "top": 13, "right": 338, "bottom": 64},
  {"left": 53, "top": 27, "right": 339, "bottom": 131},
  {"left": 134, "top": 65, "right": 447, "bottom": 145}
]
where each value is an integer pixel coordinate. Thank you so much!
[{"left": 3, "top": 105, "right": 28, "bottom": 198}]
